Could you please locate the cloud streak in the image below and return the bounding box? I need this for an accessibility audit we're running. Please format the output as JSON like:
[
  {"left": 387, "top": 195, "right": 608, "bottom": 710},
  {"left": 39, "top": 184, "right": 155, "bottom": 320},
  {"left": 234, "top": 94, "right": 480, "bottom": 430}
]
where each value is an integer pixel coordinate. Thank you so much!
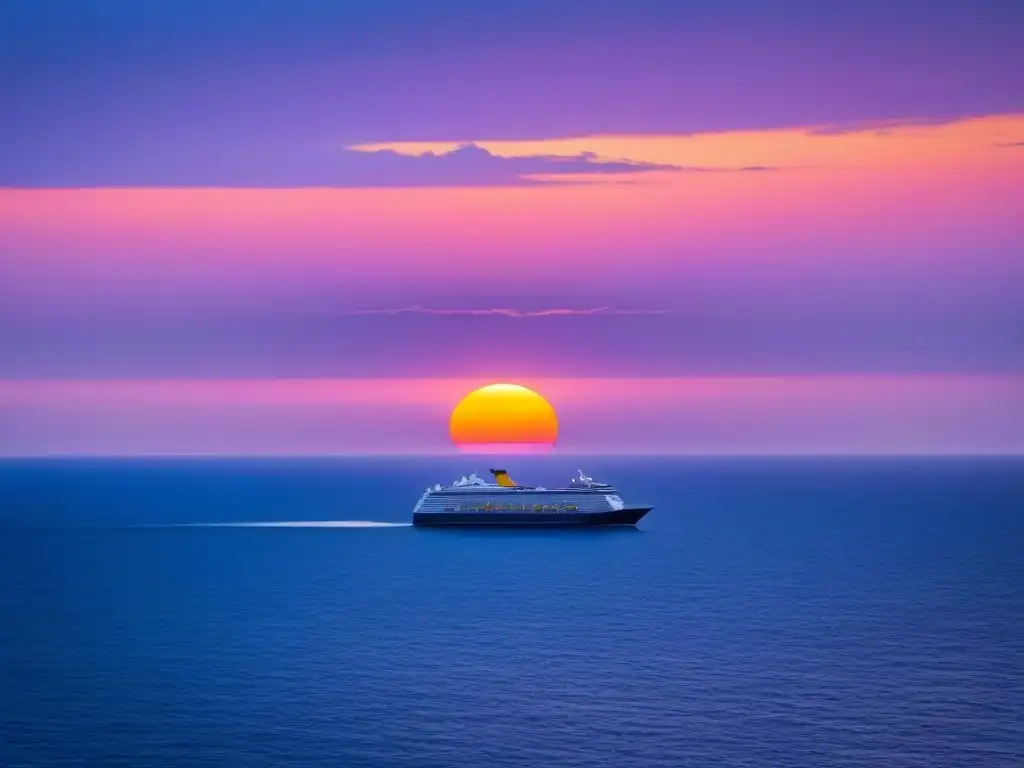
[
  {"left": 806, "top": 116, "right": 967, "bottom": 135},
  {"left": 341, "top": 306, "right": 676, "bottom": 318},
  {"left": 0, "top": 141, "right": 679, "bottom": 188},
  {"left": 350, "top": 114, "right": 1024, "bottom": 175}
]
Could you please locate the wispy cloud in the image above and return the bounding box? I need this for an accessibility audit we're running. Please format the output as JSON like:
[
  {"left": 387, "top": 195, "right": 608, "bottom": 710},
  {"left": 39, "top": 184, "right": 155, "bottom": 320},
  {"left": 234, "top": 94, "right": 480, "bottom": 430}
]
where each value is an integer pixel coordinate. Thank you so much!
[
  {"left": 341, "top": 306, "right": 675, "bottom": 318},
  {"left": 348, "top": 141, "right": 777, "bottom": 175},
  {"left": 994, "top": 141, "right": 1024, "bottom": 147},
  {"left": 806, "top": 116, "right": 965, "bottom": 136}
]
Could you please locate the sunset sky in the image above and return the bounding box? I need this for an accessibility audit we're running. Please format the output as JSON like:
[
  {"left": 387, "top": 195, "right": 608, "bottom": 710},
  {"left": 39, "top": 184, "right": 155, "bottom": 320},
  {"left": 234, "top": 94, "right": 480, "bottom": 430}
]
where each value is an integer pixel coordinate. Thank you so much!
[{"left": 1, "top": 0, "right": 1022, "bottom": 454}]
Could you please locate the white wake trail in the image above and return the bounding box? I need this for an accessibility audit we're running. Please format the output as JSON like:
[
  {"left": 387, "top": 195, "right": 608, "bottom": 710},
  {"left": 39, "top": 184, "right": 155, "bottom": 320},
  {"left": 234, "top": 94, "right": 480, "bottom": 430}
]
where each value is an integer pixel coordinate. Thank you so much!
[{"left": 180, "top": 521, "right": 411, "bottom": 528}]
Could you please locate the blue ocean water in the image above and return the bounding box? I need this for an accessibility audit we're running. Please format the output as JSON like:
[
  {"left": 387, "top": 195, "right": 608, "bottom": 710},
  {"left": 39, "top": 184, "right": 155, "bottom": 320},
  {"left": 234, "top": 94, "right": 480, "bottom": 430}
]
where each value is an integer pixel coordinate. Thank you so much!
[{"left": 2, "top": 456, "right": 1022, "bottom": 768}]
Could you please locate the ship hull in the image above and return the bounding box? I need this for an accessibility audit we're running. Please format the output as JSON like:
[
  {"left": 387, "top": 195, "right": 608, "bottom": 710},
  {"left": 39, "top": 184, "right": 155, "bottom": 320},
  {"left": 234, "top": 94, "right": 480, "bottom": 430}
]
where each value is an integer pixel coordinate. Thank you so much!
[{"left": 413, "top": 506, "right": 652, "bottom": 527}]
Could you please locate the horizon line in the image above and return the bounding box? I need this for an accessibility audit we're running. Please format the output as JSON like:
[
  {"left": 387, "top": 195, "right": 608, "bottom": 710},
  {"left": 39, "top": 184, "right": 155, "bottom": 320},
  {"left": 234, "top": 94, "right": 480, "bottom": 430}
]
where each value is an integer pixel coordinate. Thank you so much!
[{"left": 2, "top": 452, "right": 1021, "bottom": 459}]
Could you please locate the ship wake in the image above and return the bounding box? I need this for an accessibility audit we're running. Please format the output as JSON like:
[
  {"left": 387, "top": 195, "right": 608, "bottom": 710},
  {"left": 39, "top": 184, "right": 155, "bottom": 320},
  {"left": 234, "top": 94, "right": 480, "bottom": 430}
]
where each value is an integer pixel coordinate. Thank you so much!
[{"left": 179, "top": 521, "right": 411, "bottom": 528}]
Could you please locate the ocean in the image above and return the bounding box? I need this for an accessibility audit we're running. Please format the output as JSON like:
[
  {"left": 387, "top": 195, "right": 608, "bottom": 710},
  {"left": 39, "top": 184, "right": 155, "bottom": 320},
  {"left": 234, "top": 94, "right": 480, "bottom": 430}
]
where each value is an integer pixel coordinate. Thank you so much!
[{"left": 2, "top": 457, "right": 1022, "bottom": 767}]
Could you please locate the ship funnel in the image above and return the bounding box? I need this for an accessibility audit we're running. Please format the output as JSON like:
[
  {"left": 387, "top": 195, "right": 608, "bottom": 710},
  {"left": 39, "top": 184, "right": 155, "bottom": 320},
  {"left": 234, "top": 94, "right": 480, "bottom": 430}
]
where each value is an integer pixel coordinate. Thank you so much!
[{"left": 489, "top": 468, "right": 517, "bottom": 487}]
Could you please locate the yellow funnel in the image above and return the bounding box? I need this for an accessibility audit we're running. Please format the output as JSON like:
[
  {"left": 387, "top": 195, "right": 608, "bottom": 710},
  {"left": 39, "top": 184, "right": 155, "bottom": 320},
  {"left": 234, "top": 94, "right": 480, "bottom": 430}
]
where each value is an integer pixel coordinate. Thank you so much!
[{"left": 489, "top": 469, "right": 517, "bottom": 487}]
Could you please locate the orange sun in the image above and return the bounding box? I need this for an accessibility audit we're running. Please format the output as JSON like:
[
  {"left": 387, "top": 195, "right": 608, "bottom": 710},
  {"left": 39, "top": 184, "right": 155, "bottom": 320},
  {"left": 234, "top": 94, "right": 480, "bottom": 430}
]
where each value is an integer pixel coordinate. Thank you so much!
[{"left": 449, "top": 383, "right": 559, "bottom": 454}]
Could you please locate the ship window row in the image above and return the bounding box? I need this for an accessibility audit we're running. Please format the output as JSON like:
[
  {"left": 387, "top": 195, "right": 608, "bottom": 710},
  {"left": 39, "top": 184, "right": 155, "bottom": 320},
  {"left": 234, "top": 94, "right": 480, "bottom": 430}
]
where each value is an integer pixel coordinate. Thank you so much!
[{"left": 437, "top": 503, "right": 584, "bottom": 512}]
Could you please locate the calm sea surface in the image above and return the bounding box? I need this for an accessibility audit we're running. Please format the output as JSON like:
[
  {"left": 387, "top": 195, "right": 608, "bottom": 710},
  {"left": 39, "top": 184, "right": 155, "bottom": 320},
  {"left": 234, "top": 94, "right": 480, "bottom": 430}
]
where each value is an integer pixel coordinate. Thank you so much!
[{"left": 2, "top": 457, "right": 1022, "bottom": 767}]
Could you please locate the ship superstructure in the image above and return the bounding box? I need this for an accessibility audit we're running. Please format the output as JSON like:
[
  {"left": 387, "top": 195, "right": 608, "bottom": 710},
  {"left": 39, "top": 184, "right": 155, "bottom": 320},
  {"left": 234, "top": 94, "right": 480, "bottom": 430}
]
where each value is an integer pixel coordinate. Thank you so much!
[{"left": 412, "top": 469, "right": 652, "bottom": 526}]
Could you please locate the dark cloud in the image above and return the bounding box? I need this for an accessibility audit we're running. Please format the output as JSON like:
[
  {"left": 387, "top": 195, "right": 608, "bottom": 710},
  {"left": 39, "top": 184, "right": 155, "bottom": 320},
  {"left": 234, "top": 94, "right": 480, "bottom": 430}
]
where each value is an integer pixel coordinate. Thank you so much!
[
  {"left": 0, "top": 141, "right": 673, "bottom": 188},
  {"left": 994, "top": 141, "right": 1024, "bottom": 147},
  {"left": 0, "top": 134, "right": 790, "bottom": 187},
  {"left": 342, "top": 144, "right": 681, "bottom": 187},
  {"left": 0, "top": 140, "right": 776, "bottom": 187}
]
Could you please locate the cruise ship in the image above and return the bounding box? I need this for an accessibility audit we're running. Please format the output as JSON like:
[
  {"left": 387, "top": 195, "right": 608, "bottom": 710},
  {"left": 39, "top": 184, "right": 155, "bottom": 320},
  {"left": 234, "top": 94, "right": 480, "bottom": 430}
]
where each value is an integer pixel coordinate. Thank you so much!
[{"left": 412, "top": 469, "right": 653, "bottom": 526}]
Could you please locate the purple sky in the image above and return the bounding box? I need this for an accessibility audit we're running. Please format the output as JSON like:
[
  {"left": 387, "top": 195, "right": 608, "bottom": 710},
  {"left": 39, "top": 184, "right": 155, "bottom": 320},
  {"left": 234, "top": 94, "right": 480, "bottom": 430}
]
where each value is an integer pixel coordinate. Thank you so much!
[
  {"left": 1, "top": 0, "right": 1021, "bottom": 453},
  {"left": 4, "top": 1, "right": 1022, "bottom": 150}
]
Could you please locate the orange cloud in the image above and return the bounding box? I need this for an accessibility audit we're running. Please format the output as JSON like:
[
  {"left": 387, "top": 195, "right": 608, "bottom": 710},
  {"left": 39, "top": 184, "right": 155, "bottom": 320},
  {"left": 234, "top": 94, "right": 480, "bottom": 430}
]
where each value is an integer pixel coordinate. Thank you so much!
[
  {"left": 2, "top": 113, "right": 1020, "bottom": 304},
  {"left": 349, "top": 113, "right": 1024, "bottom": 173}
]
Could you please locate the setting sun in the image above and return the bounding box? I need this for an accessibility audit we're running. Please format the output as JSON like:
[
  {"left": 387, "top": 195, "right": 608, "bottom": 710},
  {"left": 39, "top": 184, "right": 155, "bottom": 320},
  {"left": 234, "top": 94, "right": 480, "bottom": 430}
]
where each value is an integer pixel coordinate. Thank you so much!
[{"left": 449, "top": 383, "right": 559, "bottom": 453}]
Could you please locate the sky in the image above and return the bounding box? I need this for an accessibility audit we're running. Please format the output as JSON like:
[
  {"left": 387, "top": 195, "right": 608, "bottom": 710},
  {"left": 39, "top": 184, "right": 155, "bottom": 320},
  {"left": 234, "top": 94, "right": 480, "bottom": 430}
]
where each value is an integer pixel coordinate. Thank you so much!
[{"left": 1, "top": 0, "right": 1022, "bottom": 454}]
